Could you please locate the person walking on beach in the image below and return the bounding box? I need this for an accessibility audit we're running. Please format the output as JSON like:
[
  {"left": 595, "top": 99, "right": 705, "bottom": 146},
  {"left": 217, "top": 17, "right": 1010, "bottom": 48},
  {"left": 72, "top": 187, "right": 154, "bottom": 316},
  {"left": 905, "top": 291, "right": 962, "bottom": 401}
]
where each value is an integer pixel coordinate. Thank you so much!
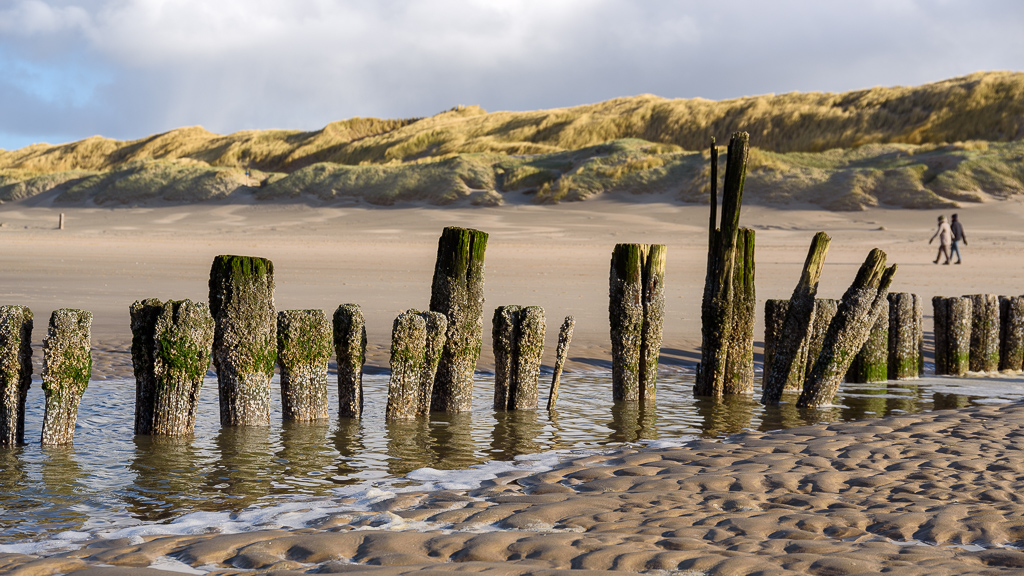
[
  {"left": 950, "top": 213, "right": 967, "bottom": 264},
  {"left": 929, "top": 215, "right": 953, "bottom": 264}
]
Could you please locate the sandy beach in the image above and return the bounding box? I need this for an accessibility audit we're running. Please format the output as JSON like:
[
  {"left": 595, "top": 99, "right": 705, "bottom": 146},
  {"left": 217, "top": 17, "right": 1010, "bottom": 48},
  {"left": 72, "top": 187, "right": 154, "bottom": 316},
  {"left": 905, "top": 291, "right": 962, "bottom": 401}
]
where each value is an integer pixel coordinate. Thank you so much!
[{"left": 2, "top": 195, "right": 1024, "bottom": 574}]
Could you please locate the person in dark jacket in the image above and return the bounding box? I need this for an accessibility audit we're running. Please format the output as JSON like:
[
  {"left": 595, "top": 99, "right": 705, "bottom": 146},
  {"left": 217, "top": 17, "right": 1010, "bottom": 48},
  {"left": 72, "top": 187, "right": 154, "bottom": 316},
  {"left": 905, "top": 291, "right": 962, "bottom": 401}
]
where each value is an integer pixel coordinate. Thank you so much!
[{"left": 950, "top": 213, "right": 967, "bottom": 264}]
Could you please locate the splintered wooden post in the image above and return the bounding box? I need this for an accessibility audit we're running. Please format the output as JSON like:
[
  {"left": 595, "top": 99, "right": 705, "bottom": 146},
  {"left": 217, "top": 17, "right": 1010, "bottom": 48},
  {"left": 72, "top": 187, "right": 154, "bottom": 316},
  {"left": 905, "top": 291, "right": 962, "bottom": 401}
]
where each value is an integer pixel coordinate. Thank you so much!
[
  {"left": 723, "top": 228, "right": 755, "bottom": 394},
  {"left": 640, "top": 244, "right": 666, "bottom": 402},
  {"left": 41, "top": 309, "right": 92, "bottom": 446},
  {"left": 760, "top": 232, "right": 831, "bottom": 405},
  {"left": 966, "top": 294, "right": 999, "bottom": 372},
  {"left": 999, "top": 296, "right": 1024, "bottom": 372},
  {"left": 610, "top": 244, "right": 665, "bottom": 402},
  {"left": 805, "top": 299, "right": 839, "bottom": 383},
  {"left": 387, "top": 311, "right": 426, "bottom": 420},
  {"left": 0, "top": 306, "right": 32, "bottom": 447},
  {"left": 417, "top": 311, "right": 447, "bottom": 416},
  {"left": 761, "top": 299, "right": 787, "bottom": 390},
  {"left": 430, "top": 226, "right": 488, "bottom": 413},
  {"left": 798, "top": 254, "right": 895, "bottom": 408},
  {"left": 493, "top": 306, "right": 546, "bottom": 410},
  {"left": 277, "top": 310, "right": 331, "bottom": 422},
  {"left": 334, "top": 304, "right": 367, "bottom": 418},
  {"left": 846, "top": 298, "right": 889, "bottom": 383},
  {"left": 209, "top": 255, "right": 276, "bottom": 426},
  {"left": 888, "top": 293, "right": 923, "bottom": 379},
  {"left": 696, "top": 133, "right": 749, "bottom": 398},
  {"left": 131, "top": 299, "right": 214, "bottom": 436},
  {"left": 547, "top": 316, "right": 575, "bottom": 411}
]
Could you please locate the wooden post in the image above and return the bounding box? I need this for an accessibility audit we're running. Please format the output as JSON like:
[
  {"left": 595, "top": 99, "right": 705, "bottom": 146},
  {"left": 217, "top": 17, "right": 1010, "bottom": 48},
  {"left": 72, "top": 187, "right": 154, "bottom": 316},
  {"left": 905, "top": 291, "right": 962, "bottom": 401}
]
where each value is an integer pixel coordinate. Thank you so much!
[
  {"left": 547, "top": 316, "right": 575, "bottom": 411},
  {"left": 999, "top": 296, "right": 1024, "bottom": 371},
  {"left": 723, "top": 228, "right": 755, "bottom": 394},
  {"left": 696, "top": 133, "right": 749, "bottom": 398},
  {"left": 966, "top": 294, "right": 999, "bottom": 372},
  {"left": 131, "top": 299, "right": 214, "bottom": 436},
  {"left": 846, "top": 298, "right": 889, "bottom": 383},
  {"left": 388, "top": 311, "right": 426, "bottom": 420},
  {"left": 933, "top": 296, "right": 972, "bottom": 376},
  {"left": 761, "top": 299, "right": 788, "bottom": 390},
  {"left": 0, "top": 306, "right": 32, "bottom": 447},
  {"left": 493, "top": 305, "right": 545, "bottom": 410},
  {"left": 888, "top": 293, "right": 923, "bottom": 379},
  {"left": 429, "top": 226, "right": 488, "bottom": 413},
  {"left": 59, "top": 213, "right": 65, "bottom": 230},
  {"left": 805, "top": 299, "right": 839, "bottom": 383},
  {"left": 610, "top": 244, "right": 665, "bottom": 402},
  {"left": 333, "top": 304, "right": 366, "bottom": 418},
  {"left": 760, "top": 232, "right": 831, "bottom": 405},
  {"left": 41, "top": 309, "right": 92, "bottom": 446},
  {"left": 797, "top": 251, "right": 895, "bottom": 408},
  {"left": 209, "top": 255, "right": 276, "bottom": 426},
  {"left": 277, "top": 310, "right": 331, "bottom": 422},
  {"left": 933, "top": 296, "right": 948, "bottom": 374},
  {"left": 640, "top": 244, "right": 666, "bottom": 402},
  {"left": 417, "top": 311, "right": 447, "bottom": 416}
]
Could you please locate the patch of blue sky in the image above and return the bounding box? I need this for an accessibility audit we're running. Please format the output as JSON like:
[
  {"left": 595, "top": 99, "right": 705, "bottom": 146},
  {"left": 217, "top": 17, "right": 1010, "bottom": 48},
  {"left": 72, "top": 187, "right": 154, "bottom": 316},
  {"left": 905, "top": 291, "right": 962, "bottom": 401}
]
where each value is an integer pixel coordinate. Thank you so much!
[{"left": 0, "top": 46, "right": 113, "bottom": 108}]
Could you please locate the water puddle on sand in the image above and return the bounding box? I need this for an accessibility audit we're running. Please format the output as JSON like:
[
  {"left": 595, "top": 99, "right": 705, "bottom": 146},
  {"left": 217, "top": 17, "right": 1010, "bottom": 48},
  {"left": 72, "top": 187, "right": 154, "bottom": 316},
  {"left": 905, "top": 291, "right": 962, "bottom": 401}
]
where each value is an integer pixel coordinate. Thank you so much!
[{"left": 1, "top": 370, "right": 1023, "bottom": 549}]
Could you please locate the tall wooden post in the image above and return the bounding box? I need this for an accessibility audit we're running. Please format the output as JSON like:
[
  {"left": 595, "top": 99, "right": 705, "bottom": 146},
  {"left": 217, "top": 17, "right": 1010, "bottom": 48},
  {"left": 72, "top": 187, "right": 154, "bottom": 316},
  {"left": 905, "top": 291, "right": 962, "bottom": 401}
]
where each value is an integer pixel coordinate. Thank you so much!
[
  {"left": 999, "top": 296, "right": 1024, "bottom": 372},
  {"left": 430, "top": 227, "right": 488, "bottom": 413},
  {"left": 0, "top": 306, "right": 32, "bottom": 447},
  {"left": 966, "top": 294, "right": 999, "bottom": 372},
  {"left": 278, "top": 310, "right": 331, "bottom": 422},
  {"left": 209, "top": 255, "right": 276, "bottom": 426},
  {"left": 610, "top": 244, "right": 665, "bottom": 402},
  {"left": 41, "top": 309, "right": 92, "bottom": 446},
  {"left": 723, "top": 228, "right": 755, "bottom": 394},
  {"left": 333, "top": 304, "right": 366, "bottom": 418}
]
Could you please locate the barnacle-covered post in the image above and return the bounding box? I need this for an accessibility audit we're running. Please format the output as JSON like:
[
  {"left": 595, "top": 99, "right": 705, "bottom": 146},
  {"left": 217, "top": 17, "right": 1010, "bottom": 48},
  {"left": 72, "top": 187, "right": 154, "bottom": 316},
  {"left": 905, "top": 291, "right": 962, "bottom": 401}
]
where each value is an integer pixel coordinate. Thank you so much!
[
  {"left": 610, "top": 244, "right": 665, "bottom": 403},
  {"left": 804, "top": 299, "right": 839, "bottom": 382},
  {"left": 933, "top": 296, "right": 972, "bottom": 376},
  {"left": 417, "top": 311, "right": 447, "bottom": 416},
  {"left": 277, "top": 310, "right": 331, "bottom": 422},
  {"left": 887, "top": 293, "right": 923, "bottom": 379},
  {"left": 0, "top": 306, "right": 32, "bottom": 447},
  {"left": 493, "top": 306, "right": 546, "bottom": 410},
  {"left": 41, "top": 309, "right": 92, "bottom": 446},
  {"left": 999, "top": 296, "right": 1024, "bottom": 372},
  {"left": 723, "top": 228, "right": 755, "bottom": 394},
  {"left": 209, "top": 255, "right": 276, "bottom": 426},
  {"left": 388, "top": 311, "right": 426, "bottom": 420},
  {"left": 846, "top": 298, "right": 889, "bottom": 383},
  {"left": 131, "top": 299, "right": 214, "bottom": 436},
  {"left": 547, "top": 315, "right": 576, "bottom": 410},
  {"left": 429, "top": 227, "right": 488, "bottom": 413},
  {"left": 334, "top": 304, "right": 366, "bottom": 418},
  {"left": 966, "top": 294, "right": 999, "bottom": 372}
]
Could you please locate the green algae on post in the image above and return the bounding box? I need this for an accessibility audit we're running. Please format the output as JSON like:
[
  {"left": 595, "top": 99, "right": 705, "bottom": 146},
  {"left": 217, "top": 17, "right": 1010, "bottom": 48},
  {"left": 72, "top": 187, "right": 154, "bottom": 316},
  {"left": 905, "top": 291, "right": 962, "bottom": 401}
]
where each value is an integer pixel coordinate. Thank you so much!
[
  {"left": 41, "top": 309, "right": 92, "bottom": 446},
  {"left": 723, "top": 228, "right": 755, "bottom": 394},
  {"left": 417, "top": 311, "right": 447, "bottom": 416},
  {"left": 209, "top": 255, "right": 276, "bottom": 426},
  {"left": 609, "top": 244, "right": 665, "bottom": 403},
  {"left": 277, "top": 310, "right": 331, "bottom": 422},
  {"left": 333, "top": 304, "right": 367, "bottom": 418},
  {"left": 888, "top": 293, "right": 923, "bottom": 379},
  {"left": 846, "top": 298, "right": 889, "bottom": 384},
  {"left": 429, "top": 226, "right": 488, "bottom": 413},
  {"left": 999, "top": 296, "right": 1024, "bottom": 372},
  {"left": 965, "top": 294, "right": 1000, "bottom": 373},
  {"left": 0, "top": 306, "right": 32, "bottom": 447},
  {"left": 388, "top": 311, "right": 427, "bottom": 420}
]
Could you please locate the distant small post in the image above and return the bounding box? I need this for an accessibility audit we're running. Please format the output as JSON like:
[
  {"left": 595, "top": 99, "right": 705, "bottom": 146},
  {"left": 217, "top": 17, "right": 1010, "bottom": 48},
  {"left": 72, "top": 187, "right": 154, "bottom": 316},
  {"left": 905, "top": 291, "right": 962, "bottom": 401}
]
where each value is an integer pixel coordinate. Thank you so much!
[
  {"left": 41, "top": 309, "right": 92, "bottom": 446},
  {"left": 59, "top": 213, "right": 65, "bottom": 230}
]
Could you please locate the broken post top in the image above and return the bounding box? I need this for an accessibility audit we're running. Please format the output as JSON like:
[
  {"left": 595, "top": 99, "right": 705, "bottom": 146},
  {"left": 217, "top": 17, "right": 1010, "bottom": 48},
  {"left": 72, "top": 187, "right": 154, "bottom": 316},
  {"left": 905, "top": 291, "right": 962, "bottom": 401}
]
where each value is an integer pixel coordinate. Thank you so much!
[
  {"left": 795, "top": 232, "right": 832, "bottom": 294},
  {"left": 718, "top": 132, "right": 749, "bottom": 237},
  {"left": 430, "top": 227, "right": 489, "bottom": 287},
  {"left": 208, "top": 255, "right": 275, "bottom": 318}
]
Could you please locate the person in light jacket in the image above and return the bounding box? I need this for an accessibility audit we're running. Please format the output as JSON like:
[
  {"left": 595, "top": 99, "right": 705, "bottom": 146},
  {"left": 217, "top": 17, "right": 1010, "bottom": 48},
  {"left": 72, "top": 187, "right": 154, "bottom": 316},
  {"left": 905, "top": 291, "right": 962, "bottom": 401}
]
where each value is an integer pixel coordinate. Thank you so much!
[
  {"left": 950, "top": 213, "right": 967, "bottom": 264},
  {"left": 929, "top": 215, "right": 952, "bottom": 265}
]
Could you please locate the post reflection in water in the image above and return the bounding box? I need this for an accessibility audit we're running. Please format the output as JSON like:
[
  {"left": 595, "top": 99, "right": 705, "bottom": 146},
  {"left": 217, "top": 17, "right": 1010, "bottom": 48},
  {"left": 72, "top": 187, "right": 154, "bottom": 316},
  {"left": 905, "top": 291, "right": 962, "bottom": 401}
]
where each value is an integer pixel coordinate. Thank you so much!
[
  {"left": 276, "top": 422, "right": 334, "bottom": 493},
  {"left": 759, "top": 393, "right": 839, "bottom": 432},
  {"left": 332, "top": 417, "right": 366, "bottom": 485},
  {"left": 693, "top": 395, "right": 755, "bottom": 438},
  {"left": 933, "top": 392, "right": 971, "bottom": 410},
  {"left": 426, "top": 412, "right": 478, "bottom": 470},
  {"left": 127, "top": 436, "right": 202, "bottom": 521},
  {"left": 205, "top": 426, "right": 274, "bottom": 510},
  {"left": 384, "top": 418, "right": 433, "bottom": 476},
  {"left": 490, "top": 409, "right": 543, "bottom": 459},
  {"left": 38, "top": 447, "right": 90, "bottom": 535},
  {"left": 607, "top": 401, "right": 658, "bottom": 443}
]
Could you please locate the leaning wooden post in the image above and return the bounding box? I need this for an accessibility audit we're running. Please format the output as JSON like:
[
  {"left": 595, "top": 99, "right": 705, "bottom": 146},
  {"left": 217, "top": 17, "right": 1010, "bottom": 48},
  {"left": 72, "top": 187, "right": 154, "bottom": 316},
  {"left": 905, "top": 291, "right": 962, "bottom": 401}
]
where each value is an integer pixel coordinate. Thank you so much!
[
  {"left": 334, "top": 304, "right": 366, "bottom": 418},
  {"left": 417, "top": 311, "right": 447, "bottom": 416},
  {"left": 547, "top": 316, "right": 575, "bottom": 411},
  {"left": 0, "top": 306, "right": 32, "bottom": 447},
  {"left": 846, "top": 298, "right": 889, "bottom": 383},
  {"left": 493, "top": 306, "right": 546, "bottom": 410},
  {"left": 696, "top": 132, "right": 749, "bottom": 398},
  {"left": 798, "top": 253, "right": 895, "bottom": 408},
  {"left": 966, "top": 294, "right": 999, "bottom": 372},
  {"left": 41, "top": 309, "right": 92, "bottom": 446},
  {"left": 209, "top": 255, "right": 276, "bottom": 426},
  {"left": 388, "top": 311, "right": 426, "bottom": 420},
  {"left": 429, "top": 227, "right": 488, "bottom": 413},
  {"left": 131, "top": 299, "right": 214, "bottom": 436},
  {"left": 887, "top": 293, "right": 923, "bottom": 379},
  {"left": 723, "top": 228, "right": 755, "bottom": 394},
  {"left": 760, "top": 232, "right": 831, "bottom": 405},
  {"left": 277, "top": 310, "right": 331, "bottom": 422},
  {"left": 999, "top": 296, "right": 1024, "bottom": 372}
]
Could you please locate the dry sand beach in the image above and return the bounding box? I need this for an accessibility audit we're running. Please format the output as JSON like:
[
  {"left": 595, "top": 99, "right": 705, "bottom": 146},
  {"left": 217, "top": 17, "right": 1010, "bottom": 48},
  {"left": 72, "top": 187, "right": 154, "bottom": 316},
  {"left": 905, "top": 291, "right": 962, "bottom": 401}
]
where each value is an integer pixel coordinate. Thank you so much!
[{"left": 3, "top": 196, "right": 1024, "bottom": 574}]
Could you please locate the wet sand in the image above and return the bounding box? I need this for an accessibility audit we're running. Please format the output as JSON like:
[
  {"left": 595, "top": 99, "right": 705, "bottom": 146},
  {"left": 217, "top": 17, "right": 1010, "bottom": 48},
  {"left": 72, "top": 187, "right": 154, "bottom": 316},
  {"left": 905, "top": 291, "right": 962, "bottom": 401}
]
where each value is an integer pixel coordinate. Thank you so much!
[{"left": 3, "top": 195, "right": 1024, "bottom": 574}]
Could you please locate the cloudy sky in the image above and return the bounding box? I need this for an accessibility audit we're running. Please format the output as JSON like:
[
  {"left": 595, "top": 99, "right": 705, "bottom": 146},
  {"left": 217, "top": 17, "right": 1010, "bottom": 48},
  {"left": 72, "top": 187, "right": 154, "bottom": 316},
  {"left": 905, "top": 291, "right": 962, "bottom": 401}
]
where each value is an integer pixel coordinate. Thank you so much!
[{"left": 0, "top": 0, "right": 1022, "bottom": 150}]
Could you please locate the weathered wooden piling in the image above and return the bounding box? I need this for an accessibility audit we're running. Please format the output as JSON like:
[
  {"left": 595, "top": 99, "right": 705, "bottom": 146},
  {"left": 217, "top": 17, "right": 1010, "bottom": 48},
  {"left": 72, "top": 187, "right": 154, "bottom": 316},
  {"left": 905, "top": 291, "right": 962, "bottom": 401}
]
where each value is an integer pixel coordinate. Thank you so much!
[
  {"left": 493, "top": 306, "right": 546, "bottom": 410},
  {"left": 547, "top": 316, "right": 575, "bottom": 411},
  {"left": 417, "top": 311, "right": 447, "bottom": 416},
  {"left": 333, "top": 304, "right": 366, "bottom": 418},
  {"left": 933, "top": 296, "right": 972, "bottom": 376},
  {"left": 966, "top": 294, "right": 999, "bottom": 372},
  {"left": 762, "top": 298, "right": 837, "bottom": 393},
  {"left": 797, "top": 250, "right": 896, "bottom": 408},
  {"left": 388, "top": 311, "right": 427, "bottom": 420},
  {"left": 131, "top": 299, "right": 214, "bottom": 436},
  {"left": 610, "top": 244, "right": 665, "bottom": 402},
  {"left": 887, "top": 293, "right": 923, "bottom": 379},
  {"left": 805, "top": 299, "right": 839, "bottom": 383},
  {"left": 723, "top": 228, "right": 755, "bottom": 394},
  {"left": 430, "top": 226, "right": 488, "bottom": 413},
  {"left": 760, "top": 232, "right": 831, "bottom": 405},
  {"left": 999, "top": 296, "right": 1024, "bottom": 372},
  {"left": 696, "top": 133, "right": 749, "bottom": 398},
  {"left": 762, "top": 299, "right": 790, "bottom": 390},
  {"left": 846, "top": 298, "right": 889, "bottom": 383},
  {"left": 41, "top": 309, "right": 92, "bottom": 446},
  {"left": 209, "top": 255, "right": 276, "bottom": 426},
  {"left": 277, "top": 310, "right": 331, "bottom": 422},
  {"left": 0, "top": 306, "right": 32, "bottom": 447}
]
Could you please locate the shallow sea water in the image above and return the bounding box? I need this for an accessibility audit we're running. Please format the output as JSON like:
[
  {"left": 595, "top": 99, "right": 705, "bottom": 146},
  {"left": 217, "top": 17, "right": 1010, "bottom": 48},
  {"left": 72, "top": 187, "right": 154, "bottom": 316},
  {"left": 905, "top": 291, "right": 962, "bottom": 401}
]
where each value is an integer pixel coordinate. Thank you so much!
[{"left": 1, "top": 369, "right": 1023, "bottom": 550}]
